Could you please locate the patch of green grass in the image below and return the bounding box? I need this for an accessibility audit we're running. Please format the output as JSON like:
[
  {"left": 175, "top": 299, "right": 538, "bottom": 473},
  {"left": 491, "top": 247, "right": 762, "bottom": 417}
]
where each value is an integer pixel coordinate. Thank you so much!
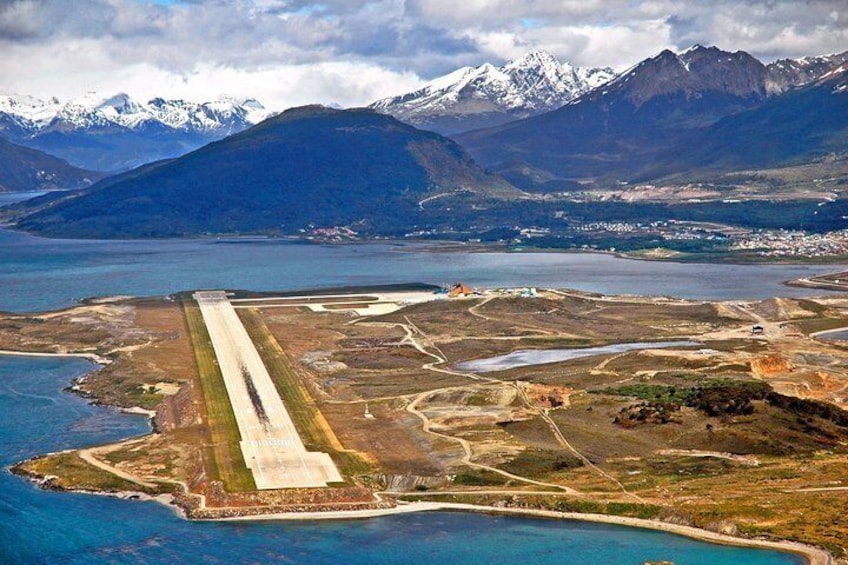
[
  {"left": 498, "top": 449, "right": 583, "bottom": 479},
  {"left": 398, "top": 492, "right": 663, "bottom": 521},
  {"left": 116, "top": 383, "right": 163, "bottom": 410},
  {"left": 792, "top": 299, "right": 831, "bottom": 316},
  {"left": 17, "top": 453, "right": 164, "bottom": 494},
  {"left": 465, "top": 393, "right": 494, "bottom": 407},
  {"left": 796, "top": 317, "right": 848, "bottom": 335},
  {"left": 237, "top": 309, "right": 370, "bottom": 478},
  {"left": 642, "top": 457, "right": 736, "bottom": 480},
  {"left": 593, "top": 384, "right": 690, "bottom": 404},
  {"left": 452, "top": 470, "right": 509, "bottom": 486},
  {"left": 100, "top": 448, "right": 139, "bottom": 464},
  {"left": 182, "top": 299, "right": 255, "bottom": 492}
]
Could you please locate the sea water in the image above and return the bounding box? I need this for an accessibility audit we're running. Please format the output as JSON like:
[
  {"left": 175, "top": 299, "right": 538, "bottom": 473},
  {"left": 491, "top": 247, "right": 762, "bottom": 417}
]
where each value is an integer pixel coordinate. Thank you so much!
[
  {"left": 0, "top": 211, "right": 825, "bottom": 563},
  {"left": 0, "top": 228, "right": 844, "bottom": 313}
]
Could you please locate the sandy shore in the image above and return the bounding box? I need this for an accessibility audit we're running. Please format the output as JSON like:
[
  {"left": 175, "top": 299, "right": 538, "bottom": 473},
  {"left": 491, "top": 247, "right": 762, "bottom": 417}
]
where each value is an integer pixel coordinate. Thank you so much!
[
  {"left": 0, "top": 349, "right": 109, "bottom": 365},
  {"left": 211, "top": 501, "right": 831, "bottom": 565},
  {"left": 785, "top": 276, "right": 848, "bottom": 293}
]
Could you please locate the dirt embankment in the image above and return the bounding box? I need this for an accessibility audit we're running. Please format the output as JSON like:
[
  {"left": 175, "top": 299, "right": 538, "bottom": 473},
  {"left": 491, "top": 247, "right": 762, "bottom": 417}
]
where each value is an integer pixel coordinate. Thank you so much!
[
  {"left": 751, "top": 354, "right": 794, "bottom": 378},
  {"left": 153, "top": 385, "right": 197, "bottom": 432}
]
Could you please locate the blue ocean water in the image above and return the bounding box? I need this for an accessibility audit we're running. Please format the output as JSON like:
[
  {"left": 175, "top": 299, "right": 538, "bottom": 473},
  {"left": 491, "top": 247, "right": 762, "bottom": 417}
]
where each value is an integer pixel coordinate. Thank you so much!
[
  {"left": 0, "top": 213, "right": 824, "bottom": 563},
  {"left": 0, "top": 357, "right": 803, "bottom": 565},
  {"left": 0, "top": 228, "right": 843, "bottom": 313}
]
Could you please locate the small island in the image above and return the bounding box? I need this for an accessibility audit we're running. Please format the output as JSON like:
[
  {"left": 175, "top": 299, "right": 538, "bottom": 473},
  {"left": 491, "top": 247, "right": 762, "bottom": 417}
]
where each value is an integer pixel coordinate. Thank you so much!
[{"left": 6, "top": 285, "right": 847, "bottom": 564}]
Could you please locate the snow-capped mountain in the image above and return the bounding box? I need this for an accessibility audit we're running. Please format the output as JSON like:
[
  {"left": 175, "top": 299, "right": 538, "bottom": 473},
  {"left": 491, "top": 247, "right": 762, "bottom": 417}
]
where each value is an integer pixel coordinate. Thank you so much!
[
  {"left": 580, "top": 44, "right": 769, "bottom": 112},
  {"left": 369, "top": 50, "right": 616, "bottom": 134},
  {"left": 0, "top": 92, "right": 271, "bottom": 134},
  {"left": 765, "top": 51, "right": 848, "bottom": 94},
  {"left": 0, "top": 92, "right": 273, "bottom": 171},
  {"left": 456, "top": 45, "right": 775, "bottom": 184},
  {"left": 457, "top": 44, "right": 848, "bottom": 187}
]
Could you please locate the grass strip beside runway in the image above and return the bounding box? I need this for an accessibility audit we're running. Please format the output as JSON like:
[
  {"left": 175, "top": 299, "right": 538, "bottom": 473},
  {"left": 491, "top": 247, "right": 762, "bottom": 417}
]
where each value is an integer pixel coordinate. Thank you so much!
[
  {"left": 237, "top": 309, "right": 370, "bottom": 478},
  {"left": 182, "top": 299, "right": 256, "bottom": 492}
]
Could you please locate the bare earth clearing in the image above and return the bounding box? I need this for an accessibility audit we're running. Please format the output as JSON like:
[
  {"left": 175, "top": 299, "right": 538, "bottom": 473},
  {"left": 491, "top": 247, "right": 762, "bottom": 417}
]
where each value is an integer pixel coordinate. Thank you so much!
[{"left": 7, "top": 286, "right": 848, "bottom": 563}]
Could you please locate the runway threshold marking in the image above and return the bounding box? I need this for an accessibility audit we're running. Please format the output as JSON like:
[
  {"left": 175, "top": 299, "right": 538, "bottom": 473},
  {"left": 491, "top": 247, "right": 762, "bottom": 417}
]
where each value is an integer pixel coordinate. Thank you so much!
[{"left": 193, "top": 291, "right": 342, "bottom": 489}]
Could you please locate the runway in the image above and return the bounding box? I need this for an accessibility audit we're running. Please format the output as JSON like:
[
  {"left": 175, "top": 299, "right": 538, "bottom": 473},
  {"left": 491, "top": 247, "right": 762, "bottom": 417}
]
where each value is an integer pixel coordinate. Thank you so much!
[{"left": 193, "top": 291, "right": 342, "bottom": 490}]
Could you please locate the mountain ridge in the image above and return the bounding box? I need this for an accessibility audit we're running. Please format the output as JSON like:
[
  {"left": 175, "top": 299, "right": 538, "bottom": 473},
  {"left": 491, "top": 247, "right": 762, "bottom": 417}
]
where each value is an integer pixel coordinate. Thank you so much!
[
  {"left": 369, "top": 50, "right": 615, "bottom": 134},
  {"left": 455, "top": 45, "right": 848, "bottom": 188},
  {"left": 765, "top": 51, "right": 848, "bottom": 94},
  {"left": 642, "top": 62, "right": 848, "bottom": 179},
  {"left": 0, "top": 92, "right": 272, "bottom": 172},
  {"left": 0, "top": 137, "right": 101, "bottom": 192},
  {"left": 14, "top": 106, "right": 519, "bottom": 238}
]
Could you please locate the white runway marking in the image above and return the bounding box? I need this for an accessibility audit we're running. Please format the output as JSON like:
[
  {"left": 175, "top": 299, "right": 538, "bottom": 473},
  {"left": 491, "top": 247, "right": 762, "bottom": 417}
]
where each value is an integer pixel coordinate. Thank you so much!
[{"left": 194, "top": 291, "right": 342, "bottom": 489}]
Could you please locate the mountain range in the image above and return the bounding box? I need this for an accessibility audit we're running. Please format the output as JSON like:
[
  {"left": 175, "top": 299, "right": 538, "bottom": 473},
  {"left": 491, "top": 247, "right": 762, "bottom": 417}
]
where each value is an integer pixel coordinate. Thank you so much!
[
  {"left": 369, "top": 50, "right": 615, "bottom": 134},
  {"left": 660, "top": 61, "right": 848, "bottom": 176},
  {"left": 454, "top": 45, "right": 848, "bottom": 188},
  {"left": 14, "top": 106, "right": 518, "bottom": 238},
  {"left": 5, "top": 44, "right": 847, "bottom": 239},
  {"left": 0, "top": 137, "right": 101, "bottom": 193},
  {"left": 766, "top": 51, "right": 848, "bottom": 94},
  {"left": 0, "top": 93, "right": 272, "bottom": 172}
]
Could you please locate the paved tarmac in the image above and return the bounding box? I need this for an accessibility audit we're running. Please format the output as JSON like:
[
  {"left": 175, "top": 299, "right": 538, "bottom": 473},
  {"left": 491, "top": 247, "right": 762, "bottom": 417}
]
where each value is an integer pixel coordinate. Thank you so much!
[{"left": 194, "top": 291, "right": 342, "bottom": 489}]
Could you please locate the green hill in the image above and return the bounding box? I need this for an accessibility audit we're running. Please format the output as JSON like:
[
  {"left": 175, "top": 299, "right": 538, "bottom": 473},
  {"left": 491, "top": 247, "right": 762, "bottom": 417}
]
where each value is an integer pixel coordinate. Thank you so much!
[
  {"left": 16, "top": 106, "right": 517, "bottom": 238},
  {"left": 0, "top": 137, "right": 100, "bottom": 192}
]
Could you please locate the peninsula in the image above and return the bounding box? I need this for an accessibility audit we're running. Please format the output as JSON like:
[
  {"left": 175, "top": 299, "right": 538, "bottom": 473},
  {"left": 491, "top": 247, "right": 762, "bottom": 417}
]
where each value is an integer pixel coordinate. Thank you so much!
[{"left": 7, "top": 285, "right": 848, "bottom": 564}]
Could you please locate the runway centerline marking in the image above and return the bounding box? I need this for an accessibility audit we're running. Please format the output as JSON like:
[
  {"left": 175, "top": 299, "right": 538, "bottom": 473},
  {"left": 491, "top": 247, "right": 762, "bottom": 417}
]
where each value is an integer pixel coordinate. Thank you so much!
[{"left": 194, "top": 291, "right": 342, "bottom": 489}]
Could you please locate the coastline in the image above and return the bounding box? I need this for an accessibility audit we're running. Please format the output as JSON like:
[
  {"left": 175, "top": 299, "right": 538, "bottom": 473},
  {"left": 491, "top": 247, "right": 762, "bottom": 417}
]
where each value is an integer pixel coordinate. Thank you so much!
[
  {"left": 11, "top": 470, "right": 828, "bottom": 565},
  {"left": 0, "top": 299, "right": 839, "bottom": 564},
  {"left": 786, "top": 275, "right": 848, "bottom": 293},
  {"left": 4, "top": 220, "right": 847, "bottom": 267},
  {"left": 0, "top": 349, "right": 110, "bottom": 365},
  {"left": 202, "top": 501, "right": 831, "bottom": 565}
]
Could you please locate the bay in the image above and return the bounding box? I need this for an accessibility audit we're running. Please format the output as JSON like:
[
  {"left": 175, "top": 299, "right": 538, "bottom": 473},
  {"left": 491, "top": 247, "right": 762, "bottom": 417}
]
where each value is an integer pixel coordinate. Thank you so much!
[
  {"left": 0, "top": 228, "right": 843, "bottom": 313},
  {"left": 0, "top": 222, "right": 829, "bottom": 563}
]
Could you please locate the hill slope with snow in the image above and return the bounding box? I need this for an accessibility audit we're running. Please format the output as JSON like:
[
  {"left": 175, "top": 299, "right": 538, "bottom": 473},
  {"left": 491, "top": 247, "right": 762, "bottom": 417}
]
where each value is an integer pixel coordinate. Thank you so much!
[
  {"left": 457, "top": 45, "right": 848, "bottom": 187},
  {"left": 0, "top": 93, "right": 272, "bottom": 171},
  {"left": 369, "top": 51, "right": 615, "bottom": 134}
]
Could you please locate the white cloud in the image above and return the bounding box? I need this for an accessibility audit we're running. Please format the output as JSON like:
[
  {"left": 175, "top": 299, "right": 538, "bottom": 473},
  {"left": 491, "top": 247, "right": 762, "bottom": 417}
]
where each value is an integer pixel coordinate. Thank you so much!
[
  {"left": 0, "top": 37, "right": 423, "bottom": 109},
  {"left": 170, "top": 61, "right": 424, "bottom": 109},
  {"left": 0, "top": 0, "right": 846, "bottom": 110}
]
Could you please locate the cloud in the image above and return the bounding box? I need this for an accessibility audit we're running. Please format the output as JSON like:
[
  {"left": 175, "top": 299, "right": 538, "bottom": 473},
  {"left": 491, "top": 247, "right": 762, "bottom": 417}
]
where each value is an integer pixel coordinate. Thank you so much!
[
  {"left": 0, "top": 0, "right": 846, "bottom": 110},
  {"left": 0, "top": 37, "right": 423, "bottom": 108}
]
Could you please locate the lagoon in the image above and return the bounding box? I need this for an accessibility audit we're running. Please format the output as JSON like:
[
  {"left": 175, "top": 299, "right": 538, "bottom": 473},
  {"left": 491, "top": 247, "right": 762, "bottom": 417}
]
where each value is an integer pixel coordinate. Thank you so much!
[{"left": 455, "top": 341, "right": 700, "bottom": 373}]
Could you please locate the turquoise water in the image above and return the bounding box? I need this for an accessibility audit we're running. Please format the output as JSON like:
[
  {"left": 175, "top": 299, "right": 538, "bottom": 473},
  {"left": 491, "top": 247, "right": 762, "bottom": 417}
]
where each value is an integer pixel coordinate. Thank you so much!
[
  {"left": 0, "top": 356, "right": 804, "bottom": 564},
  {"left": 0, "top": 228, "right": 843, "bottom": 313}
]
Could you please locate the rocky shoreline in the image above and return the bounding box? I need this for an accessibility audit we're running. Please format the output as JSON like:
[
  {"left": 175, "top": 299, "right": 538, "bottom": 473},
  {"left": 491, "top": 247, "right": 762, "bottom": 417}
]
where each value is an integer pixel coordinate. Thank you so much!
[{"left": 11, "top": 459, "right": 832, "bottom": 565}]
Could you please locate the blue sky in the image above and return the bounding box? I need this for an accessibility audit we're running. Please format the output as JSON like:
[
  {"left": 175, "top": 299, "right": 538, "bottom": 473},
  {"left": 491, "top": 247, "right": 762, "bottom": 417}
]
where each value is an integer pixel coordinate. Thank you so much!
[{"left": 1, "top": 0, "right": 846, "bottom": 109}]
